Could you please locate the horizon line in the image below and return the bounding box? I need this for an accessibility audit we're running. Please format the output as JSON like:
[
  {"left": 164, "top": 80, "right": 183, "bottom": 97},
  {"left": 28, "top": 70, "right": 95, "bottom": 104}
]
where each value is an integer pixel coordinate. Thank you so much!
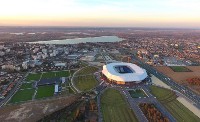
[{"left": 0, "top": 25, "right": 200, "bottom": 30}]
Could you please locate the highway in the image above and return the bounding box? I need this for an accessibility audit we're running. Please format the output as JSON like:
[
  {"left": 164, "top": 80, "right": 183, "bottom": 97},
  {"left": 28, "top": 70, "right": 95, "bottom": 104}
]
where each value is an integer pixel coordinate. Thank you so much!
[{"left": 131, "top": 55, "right": 200, "bottom": 108}]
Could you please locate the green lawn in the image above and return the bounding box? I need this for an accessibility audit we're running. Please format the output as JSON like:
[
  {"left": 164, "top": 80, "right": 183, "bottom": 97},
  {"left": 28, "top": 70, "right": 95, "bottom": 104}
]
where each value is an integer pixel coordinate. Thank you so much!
[
  {"left": 75, "top": 66, "right": 99, "bottom": 76},
  {"left": 128, "top": 89, "right": 147, "bottom": 98},
  {"left": 35, "top": 85, "right": 55, "bottom": 99},
  {"left": 55, "top": 70, "right": 70, "bottom": 77},
  {"left": 101, "top": 89, "right": 138, "bottom": 122},
  {"left": 26, "top": 70, "right": 70, "bottom": 81},
  {"left": 150, "top": 85, "right": 200, "bottom": 122},
  {"left": 20, "top": 83, "right": 33, "bottom": 89},
  {"left": 41, "top": 72, "right": 57, "bottom": 79},
  {"left": 26, "top": 73, "right": 42, "bottom": 81},
  {"left": 9, "top": 89, "right": 35, "bottom": 103},
  {"left": 9, "top": 70, "right": 71, "bottom": 103},
  {"left": 73, "top": 66, "right": 99, "bottom": 91},
  {"left": 41, "top": 71, "right": 70, "bottom": 79},
  {"left": 74, "top": 75, "right": 97, "bottom": 91},
  {"left": 170, "top": 66, "right": 192, "bottom": 72}
]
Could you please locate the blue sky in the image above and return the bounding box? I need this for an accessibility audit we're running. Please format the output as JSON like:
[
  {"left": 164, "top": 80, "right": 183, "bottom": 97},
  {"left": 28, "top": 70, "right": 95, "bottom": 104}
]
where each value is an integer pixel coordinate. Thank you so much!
[{"left": 0, "top": 0, "right": 200, "bottom": 27}]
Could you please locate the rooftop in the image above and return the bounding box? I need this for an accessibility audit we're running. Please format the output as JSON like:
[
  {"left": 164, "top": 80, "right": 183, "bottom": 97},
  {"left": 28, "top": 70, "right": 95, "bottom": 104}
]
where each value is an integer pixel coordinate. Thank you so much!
[{"left": 102, "top": 62, "right": 148, "bottom": 82}]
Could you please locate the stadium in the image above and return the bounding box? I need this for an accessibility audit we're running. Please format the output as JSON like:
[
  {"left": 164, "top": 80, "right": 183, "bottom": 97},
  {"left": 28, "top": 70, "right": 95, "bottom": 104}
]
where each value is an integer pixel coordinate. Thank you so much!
[{"left": 101, "top": 62, "right": 148, "bottom": 86}]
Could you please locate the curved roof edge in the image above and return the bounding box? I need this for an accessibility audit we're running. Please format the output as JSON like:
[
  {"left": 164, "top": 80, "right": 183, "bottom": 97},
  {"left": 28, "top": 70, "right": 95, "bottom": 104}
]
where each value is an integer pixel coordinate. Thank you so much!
[{"left": 102, "top": 62, "right": 148, "bottom": 82}]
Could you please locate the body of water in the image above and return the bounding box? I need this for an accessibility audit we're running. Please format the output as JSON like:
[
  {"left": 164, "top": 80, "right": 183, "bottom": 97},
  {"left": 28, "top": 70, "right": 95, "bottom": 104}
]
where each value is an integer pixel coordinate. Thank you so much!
[{"left": 28, "top": 36, "right": 122, "bottom": 44}]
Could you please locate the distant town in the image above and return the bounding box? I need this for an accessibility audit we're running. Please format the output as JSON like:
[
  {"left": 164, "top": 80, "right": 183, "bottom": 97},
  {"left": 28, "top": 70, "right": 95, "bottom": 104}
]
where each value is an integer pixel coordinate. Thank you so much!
[{"left": 0, "top": 27, "right": 200, "bottom": 121}]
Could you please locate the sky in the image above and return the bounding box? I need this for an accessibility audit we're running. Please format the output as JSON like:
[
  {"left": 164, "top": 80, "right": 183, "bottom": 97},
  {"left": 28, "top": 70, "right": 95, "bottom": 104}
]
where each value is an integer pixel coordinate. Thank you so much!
[{"left": 0, "top": 0, "right": 200, "bottom": 28}]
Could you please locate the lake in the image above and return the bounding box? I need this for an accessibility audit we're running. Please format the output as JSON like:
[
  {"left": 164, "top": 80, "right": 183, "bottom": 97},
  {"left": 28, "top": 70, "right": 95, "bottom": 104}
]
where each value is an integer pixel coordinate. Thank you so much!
[{"left": 29, "top": 36, "right": 123, "bottom": 44}]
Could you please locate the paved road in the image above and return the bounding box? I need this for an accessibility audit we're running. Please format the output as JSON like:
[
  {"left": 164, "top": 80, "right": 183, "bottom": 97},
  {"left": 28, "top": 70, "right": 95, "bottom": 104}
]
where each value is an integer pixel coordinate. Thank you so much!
[
  {"left": 97, "top": 87, "right": 107, "bottom": 122},
  {"left": 71, "top": 67, "right": 85, "bottom": 93},
  {"left": 131, "top": 55, "right": 200, "bottom": 109},
  {"left": 142, "top": 86, "right": 176, "bottom": 122},
  {"left": 113, "top": 87, "right": 148, "bottom": 122},
  {"left": 113, "top": 85, "right": 177, "bottom": 122},
  {"left": 96, "top": 82, "right": 176, "bottom": 122},
  {"left": 0, "top": 71, "right": 30, "bottom": 107}
]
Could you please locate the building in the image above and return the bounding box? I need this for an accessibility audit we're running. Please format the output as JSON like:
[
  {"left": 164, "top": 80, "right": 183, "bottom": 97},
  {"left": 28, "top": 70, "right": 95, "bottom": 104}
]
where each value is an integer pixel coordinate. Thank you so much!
[
  {"left": 37, "top": 77, "right": 61, "bottom": 86},
  {"left": 54, "top": 63, "right": 66, "bottom": 67},
  {"left": 54, "top": 84, "right": 59, "bottom": 93},
  {"left": 67, "top": 54, "right": 81, "bottom": 60},
  {"left": 101, "top": 62, "right": 148, "bottom": 86}
]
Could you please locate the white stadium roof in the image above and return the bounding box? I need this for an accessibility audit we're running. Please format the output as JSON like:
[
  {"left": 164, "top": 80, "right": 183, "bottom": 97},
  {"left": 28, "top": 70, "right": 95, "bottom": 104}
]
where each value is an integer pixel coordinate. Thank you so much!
[{"left": 102, "top": 62, "right": 147, "bottom": 82}]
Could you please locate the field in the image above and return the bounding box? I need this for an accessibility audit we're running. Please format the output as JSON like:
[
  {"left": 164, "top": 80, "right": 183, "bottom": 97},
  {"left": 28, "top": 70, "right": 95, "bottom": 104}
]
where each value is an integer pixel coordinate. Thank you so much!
[
  {"left": 73, "top": 66, "right": 99, "bottom": 91},
  {"left": 9, "top": 70, "right": 71, "bottom": 104},
  {"left": 41, "top": 72, "right": 57, "bottom": 79},
  {"left": 154, "top": 66, "right": 200, "bottom": 94},
  {"left": 169, "top": 66, "right": 191, "bottom": 72},
  {"left": 35, "top": 85, "right": 55, "bottom": 99},
  {"left": 26, "top": 70, "right": 71, "bottom": 81},
  {"left": 101, "top": 88, "right": 138, "bottom": 122},
  {"left": 9, "top": 89, "right": 35, "bottom": 103},
  {"left": 26, "top": 73, "right": 42, "bottom": 81},
  {"left": 55, "top": 71, "right": 71, "bottom": 77},
  {"left": 75, "top": 66, "right": 99, "bottom": 76},
  {"left": 150, "top": 85, "right": 200, "bottom": 122},
  {"left": 128, "top": 89, "right": 147, "bottom": 98},
  {"left": 20, "top": 83, "right": 33, "bottom": 89},
  {"left": 74, "top": 75, "right": 97, "bottom": 91}
]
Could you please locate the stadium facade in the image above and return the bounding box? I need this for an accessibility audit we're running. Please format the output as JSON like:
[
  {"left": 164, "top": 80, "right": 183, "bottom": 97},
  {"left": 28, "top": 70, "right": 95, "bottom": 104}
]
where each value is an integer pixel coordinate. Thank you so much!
[{"left": 101, "top": 62, "right": 148, "bottom": 86}]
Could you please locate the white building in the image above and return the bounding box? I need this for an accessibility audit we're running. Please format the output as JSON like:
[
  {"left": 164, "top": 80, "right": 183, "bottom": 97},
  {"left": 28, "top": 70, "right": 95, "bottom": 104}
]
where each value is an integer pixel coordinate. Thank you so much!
[
  {"left": 102, "top": 62, "right": 148, "bottom": 85},
  {"left": 55, "top": 63, "right": 66, "bottom": 67}
]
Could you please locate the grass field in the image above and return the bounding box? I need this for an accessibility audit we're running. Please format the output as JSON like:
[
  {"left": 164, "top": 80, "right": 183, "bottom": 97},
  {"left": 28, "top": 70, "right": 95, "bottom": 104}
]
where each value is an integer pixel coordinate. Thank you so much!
[
  {"left": 9, "top": 89, "right": 35, "bottom": 103},
  {"left": 41, "top": 72, "right": 57, "bottom": 79},
  {"left": 9, "top": 70, "right": 71, "bottom": 104},
  {"left": 35, "top": 85, "right": 55, "bottom": 99},
  {"left": 41, "top": 70, "right": 70, "bottom": 79},
  {"left": 73, "top": 66, "right": 99, "bottom": 91},
  {"left": 20, "top": 83, "right": 33, "bottom": 89},
  {"left": 74, "top": 75, "right": 97, "bottom": 91},
  {"left": 169, "top": 66, "right": 192, "bottom": 72},
  {"left": 128, "top": 89, "right": 147, "bottom": 98},
  {"left": 55, "top": 71, "right": 70, "bottom": 77},
  {"left": 150, "top": 85, "right": 200, "bottom": 122},
  {"left": 101, "top": 89, "right": 138, "bottom": 122},
  {"left": 26, "top": 70, "right": 71, "bottom": 81},
  {"left": 75, "top": 66, "right": 99, "bottom": 76},
  {"left": 26, "top": 73, "right": 42, "bottom": 81}
]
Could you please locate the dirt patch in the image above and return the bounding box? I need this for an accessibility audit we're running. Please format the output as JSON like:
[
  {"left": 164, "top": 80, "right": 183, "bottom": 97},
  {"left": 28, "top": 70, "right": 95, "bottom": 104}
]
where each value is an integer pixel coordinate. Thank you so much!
[
  {"left": 154, "top": 66, "right": 200, "bottom": 94},
  {"left": 0, "top": 95, "right": 80, "bottom": 122}
]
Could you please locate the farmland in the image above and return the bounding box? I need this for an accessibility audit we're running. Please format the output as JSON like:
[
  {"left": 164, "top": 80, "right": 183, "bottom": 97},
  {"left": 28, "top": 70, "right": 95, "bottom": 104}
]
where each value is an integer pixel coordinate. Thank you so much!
[
  {"left": 169, "top": 66, "right": 191, "bottom": 72},
  {"left": 154, "top": 66, "right": 200, "bottom": 94}
]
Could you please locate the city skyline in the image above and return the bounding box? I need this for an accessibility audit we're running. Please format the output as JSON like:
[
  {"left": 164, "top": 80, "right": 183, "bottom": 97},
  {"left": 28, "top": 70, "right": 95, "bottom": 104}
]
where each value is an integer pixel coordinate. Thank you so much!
[{"left": 0, "top": 0, "right": 200, "bottom": 28}]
